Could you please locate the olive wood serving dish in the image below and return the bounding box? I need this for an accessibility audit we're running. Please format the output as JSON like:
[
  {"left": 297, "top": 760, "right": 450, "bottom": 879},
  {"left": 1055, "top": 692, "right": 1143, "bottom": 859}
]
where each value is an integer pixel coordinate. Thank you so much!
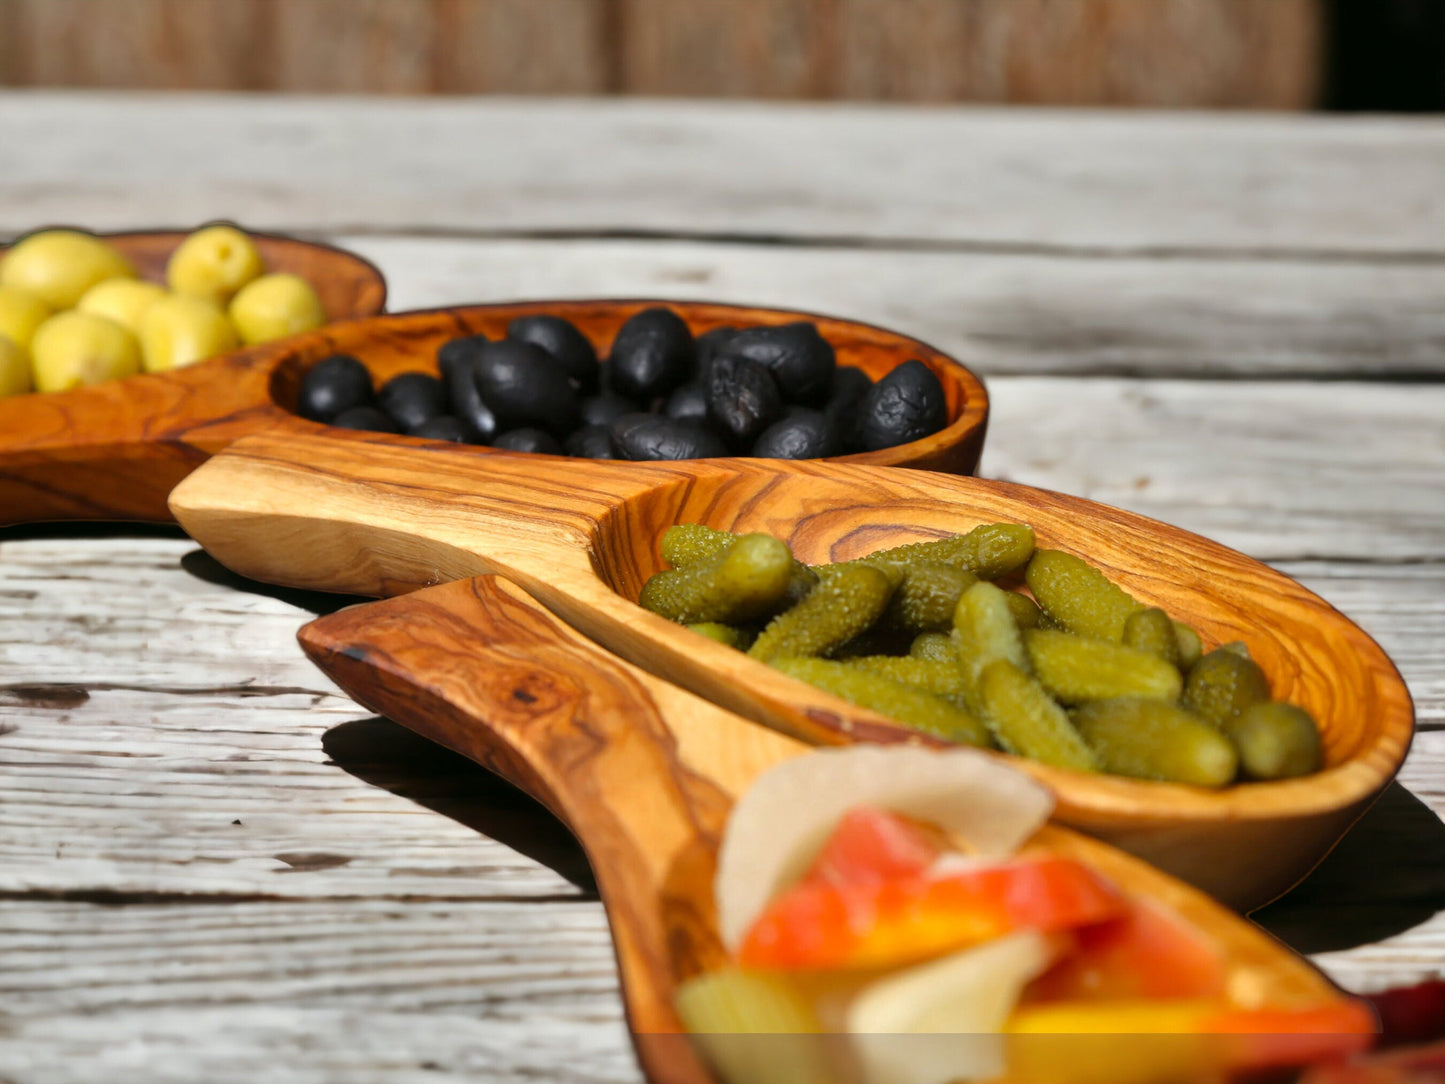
[
  {"left": 169, "top": 428, "right": 1414, "bottom": 910},
  {"left": 298, "top": 574, "right": 1360, "bottom": 1084},
  {"left": 0, "top": 292, "right": 986, "bottom": 526},
  {"left": 0, "top": 229, "right": 388, "bottom": 525}
]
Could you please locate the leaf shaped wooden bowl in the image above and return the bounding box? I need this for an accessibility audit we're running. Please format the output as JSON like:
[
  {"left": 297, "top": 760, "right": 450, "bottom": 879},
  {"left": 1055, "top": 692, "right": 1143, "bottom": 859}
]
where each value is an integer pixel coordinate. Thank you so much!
[
  {"left": 168, "top": 429, "right": 1414, "bottom": 910},
  {"left": 297, "top": 574, "right": 1365, "bottom": 1084},
  {"left": 0, "top": 228, "right": 388, "bottom": 525},
  {"left": 0, "top": 292, "right": 986, "bottom": 526}
]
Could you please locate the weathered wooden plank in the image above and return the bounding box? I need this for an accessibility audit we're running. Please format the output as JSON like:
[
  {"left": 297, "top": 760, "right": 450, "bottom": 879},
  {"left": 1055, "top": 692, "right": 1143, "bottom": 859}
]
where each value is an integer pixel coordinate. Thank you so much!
[
  {"left": 435, "top": 0, "right": 609, "bottom": 95},
  {"left": 5, "top": 94, "right": 1445, "bottom": 253},
  {"left": 339, "top": 234, "right": 1445, "bottom": 378},
  {"left": 0, "top": 0, "right": 271, "bottom": 90},
  {"left": 268, "top": 0, "right": 439, "bottom": 95}
]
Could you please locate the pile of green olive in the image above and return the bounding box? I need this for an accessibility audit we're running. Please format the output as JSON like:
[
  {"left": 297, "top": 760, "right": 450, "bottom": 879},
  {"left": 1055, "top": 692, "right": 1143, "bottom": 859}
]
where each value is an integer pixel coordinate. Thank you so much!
[
  {"left": 639, "top": 523, "right": 1324, "bottom": 787},
  {"left": 0, "top": 226, "right": 326, "bottom": 396}
]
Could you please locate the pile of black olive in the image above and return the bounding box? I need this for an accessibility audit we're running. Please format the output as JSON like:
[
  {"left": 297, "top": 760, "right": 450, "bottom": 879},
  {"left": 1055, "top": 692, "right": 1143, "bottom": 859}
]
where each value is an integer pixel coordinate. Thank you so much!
[{"left": 296, "top": 307, "right": 950, "bottom": 461}]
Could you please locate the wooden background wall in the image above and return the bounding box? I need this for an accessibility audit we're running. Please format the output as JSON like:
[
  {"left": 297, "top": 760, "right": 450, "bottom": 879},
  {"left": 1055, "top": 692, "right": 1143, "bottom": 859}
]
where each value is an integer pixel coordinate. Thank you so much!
[{"left": 0, "top": 0, "right": 1323, "bottom": 107}]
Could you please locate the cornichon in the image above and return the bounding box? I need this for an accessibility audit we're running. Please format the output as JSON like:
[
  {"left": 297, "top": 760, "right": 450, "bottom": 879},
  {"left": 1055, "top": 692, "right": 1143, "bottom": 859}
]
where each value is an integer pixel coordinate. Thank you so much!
[
  {"left": 1025, "top": 549, "right": 1143, "bottom": 642},
  {"left": 1123, "top": 607, "right": 1181, "bottom": 668},
  {"left": 1224, "top": 701, "right": 1323, "bottom": 780},
  {"left": 950, "top": 580, "right": 1030, "bottom": 712},
  {"left": 870, "top": 562, "right": 978, "bottom": 634},
  {"left": 639, "top": 533, "right": 795, "bottom": 625},
  {"left": 1073, "top": 698, "right": 1239, "bottom": 787},
  {"left": 686, "top": 622, "right": 753, "bottom": 649},
  {"left": 748, "top": 563, "right": 896, "bottom": 662},
  {"left": 770, "top": 656, "right": 990, "bottom": 747},
  {"left": 859, "top": 522, "right": 1036, "bottom": 580},
  {"left": 843, "top": 655, "right": 972, "bottom": 700},
  {"left": 1024, "top": 628, "right": 1183, "bottom": 705},
  {"left": 909, "top": 631, "right": 959, "bottom": 662},
  {"left": 979, "top": 660, "right": 1098, "bottom": 772},
  {"left": 1182, "top": 647, "right": 1271, "bottom": 727},
  {"left": 661, "top": 522, "right": 818, "bottom": 606}
]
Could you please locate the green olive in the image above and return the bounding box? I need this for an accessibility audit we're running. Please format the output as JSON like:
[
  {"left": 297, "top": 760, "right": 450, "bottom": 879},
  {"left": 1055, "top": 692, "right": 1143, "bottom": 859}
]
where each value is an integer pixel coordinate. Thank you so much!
[
  {"left": 166, "top": 225, "right": 266, "bottom": 306},
  {"left": 31, "top": 311, "right": 141, "bottom": 392},
  {"left": 0, "top": 334, "right": 32, "bottom": 397},
  {"left": 0, "top": 285, "right": 52, "bottom": 358},
  {"left": 139, "top": 294, "right": 239, "bottom": 373},
  {"left": 77, "top": 279, "right": 169, "bottom": 336},
  {"left": 0, "top": 230, "right": 135, "bottom": 310},
  {"left": 229, "top": 273, "right": 326, "bottom": 345}
]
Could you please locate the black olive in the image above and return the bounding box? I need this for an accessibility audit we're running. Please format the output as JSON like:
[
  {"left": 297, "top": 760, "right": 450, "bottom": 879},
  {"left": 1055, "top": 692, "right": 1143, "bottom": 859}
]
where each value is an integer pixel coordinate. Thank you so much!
[
  {"left": 378, "top": 372, "right": 448, "bottom": 434},
  {"left": 750, "top": 408, "right": 840, "bottom": 460},
  {"left": 663, "top": 379, "right": 709, "bottom": 423},
  {"left": 507, "top": 315, "right": 600, "bottom": 393},
  {"left": 331, "top": 406, "right": 399, "bottom": 434},
  {"left": 706, "top": 353, "right": 784, "bottom": 448},
  {"left": 608, "top": 307, "right": 695, "bottom": 401},
  {"left": 823, "top": 365, "right": 873, "bottom": 450},
  {"left": 473, "top": 339, "right": 580, "bottom": 436},
  {"left": 856, "top": 359, "right": 948, "bottom": 452},
  {"left": 299, "top": 354, "right": 372, "bottom": 422},
  {"left": 409, "top": 415, "right": 470, "bottom": 443},
  {"left": 579, "top": 388, "right": 638, "bottom": 428},
  {"left": 438, "top": 342, "right": 499, "bottom": 444},
  {"left": 493, "top": 428, "right": 564, "bottom": 455},
  {"left": 564, "top": 424, "right": 618, "bottom": 459},
  {"left": 718, "top": 323, "right": 835, "bottom": 405},
  {"left": 609, "top": 413, "right": 728, "bottom": 461}
]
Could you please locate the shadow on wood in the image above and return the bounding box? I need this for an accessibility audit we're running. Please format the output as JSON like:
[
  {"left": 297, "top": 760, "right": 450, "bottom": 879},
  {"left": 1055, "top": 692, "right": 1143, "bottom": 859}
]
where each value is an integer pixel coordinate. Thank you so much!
[
  {"left": 321, "top": 715, "right": 597, "bottom": 894},
  {"left": 1253, "top": 782, "right": 1445, "bottom": 954},
  {"left": 179, "top": 548, "right": 370, "bottom": 617}
]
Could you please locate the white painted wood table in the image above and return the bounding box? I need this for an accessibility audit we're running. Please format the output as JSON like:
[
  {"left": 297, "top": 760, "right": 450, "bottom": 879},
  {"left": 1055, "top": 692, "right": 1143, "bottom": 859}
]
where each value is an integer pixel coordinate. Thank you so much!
[{"left": 2, "top": 93, "right": 1443, "bottom": 1084}]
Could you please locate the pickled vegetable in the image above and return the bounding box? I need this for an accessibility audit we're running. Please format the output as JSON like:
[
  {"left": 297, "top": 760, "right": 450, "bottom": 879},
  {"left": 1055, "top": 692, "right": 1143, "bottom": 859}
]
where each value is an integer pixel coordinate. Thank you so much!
[
  {"left": 228, "top": 272, "right": 326, "bottom": 345},
  {"left": 950, "top": 581, "right": 1029, "bottom": 711},
  {"left": 1172, "top": 622, "right": 1204, "bottom": 671},
  {"left": 1004, "top": 592, "right": 1043, "bottom": 631},
  {"left": 640, "top": 533, "right": 795, "bottom": 625},
  {"left": 1025, "top": 628, "right": 1183, "bottom": 705},
  {"left": 77, "top": 278, "right": 167, "bottom": 336},
  {"left": 864, "top": 523, "right": 1036, "bottom": 580},
  {"left": 1, "top": 229, "right": 135, "bottom": 309},
  {"left": 979, "top": 660, "right": 1098, "bottom": 772},
  {"left": 675, "top": 969, "right": 831, "bottom": 1084},
  {"left": 661, "top": 523, "right": 817, "bottom": 605},
  {"left": 872, "top": 562, "right": 977, "bottom": 634},
  {"left": 749, "top": 563, "right": 896, "bottom": 663},
  {"left": 1123, "top": 608, "right": 1181, "bottom": 668},
  {"left": 0, "top": 284, "right": 52, "bottom": 357},
  {"left": 1224, "top": 701, "right": 1323, "bottom": 780},
  {"left": 843, "top": 655, "right": 971, "bottom": 701},
  {"left": 31, "top": 311, "right": 141, "bottom": 392},
  {"left": 1182, "top": 648, "right": 1271, "bottom": 727},
  {"left": 0, "top": 334, "right": 30, "bottom": 397},
  {"left": 1073, "top": 699, "right": 1239, "bottom": 787},
  {"left": 687, "top": 622, "right": 753, "bottom": 650},
  {"left": 770, "top": 656, "right": 989, "bottom": 746},
  {"left": 910, "top": 632, "right": 959, "bottom": 662},
  {"left": 166, "top": 224, "right": 265, "bottom": 305},
  {"left": 1025, "top": 550, "right": 1143, "bottom": 642},
  {"left": 139, "top": 293, "right": 238, "bottom": 372}
]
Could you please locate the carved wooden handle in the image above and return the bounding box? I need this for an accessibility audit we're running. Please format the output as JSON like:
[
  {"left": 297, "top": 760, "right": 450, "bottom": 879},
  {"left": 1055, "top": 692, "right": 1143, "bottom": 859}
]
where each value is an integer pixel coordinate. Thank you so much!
[{"left": 298, "top": 575, "right": 802, "bottom": 1084}]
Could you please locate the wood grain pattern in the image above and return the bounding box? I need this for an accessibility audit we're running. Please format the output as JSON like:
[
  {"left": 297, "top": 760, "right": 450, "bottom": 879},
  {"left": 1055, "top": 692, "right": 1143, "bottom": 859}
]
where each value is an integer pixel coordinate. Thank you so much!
[
  {"left": 297, "top": 574, "right": 1354, "bottom": 1083},
  {"left": 170, "top": 427, "right": 1414, "bottom": 909},
  {"left": 0, "top": 231, "right": 385, "bottom": 526},
  {"left": 0, "top": 297, "right": 985, "bottom": 526}
]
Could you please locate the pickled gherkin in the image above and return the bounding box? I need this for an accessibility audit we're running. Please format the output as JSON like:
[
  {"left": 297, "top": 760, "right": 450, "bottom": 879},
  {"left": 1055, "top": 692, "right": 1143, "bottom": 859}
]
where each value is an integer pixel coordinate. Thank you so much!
[
  {"left": 748, "top": 563, "right": 896, "bottom": 663},
  {"left": 1003, "top": 591, "right": 1043, "bottom": 631},
  {"left": 861, "top": 522, "right": 1036, "bottom": 580},
  {"left": 686, "top": 622, "right": 753, "bottom": 649},
  {"left": 978, "top": 660, "right": 1098, "bottom": 772},
  {"left": 1123, "top": 607, "right": 1181, "bottom": 668},
  {"left": 872, "top": 562, "right": 977, "bottom": 634},
  {"left": 661, "top": 522, "right": 817, "bottom": 606},
  {"left": 910, "top": 631, "right": 959, "bottom": 662},
  {"left": 639, "top": 533, "right": 794, "bottom": 624},
  {"left": 1172, "top": 622, "right": 1204, "bottom": 671},
  {"left": 1025, "top": 550, "right": 1143, "bottom": 642},
  {"left": 1073, "top": 698, "right": 1238, "bottom": 787},
  {"left": 1183, "top": 647, "right": 1271, "bottom": 727},
  {"left": 843, "top": 655, "right": 971, "bottom": 701},
  {"left": 1025, "top": 628, "right": 1183, "bottom": 705},
  {"left": 1224, "top": 701, "right": 1323, "bottom": 780},
  {"left": 770, "top": 656, "right": 990, "bottom": 746},
  {"left": 950, "top": 581, "right": 1030, "bottom": 711}
]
